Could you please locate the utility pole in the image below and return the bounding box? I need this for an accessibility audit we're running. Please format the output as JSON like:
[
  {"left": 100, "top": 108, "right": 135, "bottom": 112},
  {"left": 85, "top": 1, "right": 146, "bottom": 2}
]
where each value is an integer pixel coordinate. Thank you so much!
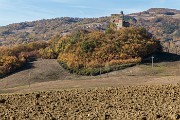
[
  {"left": 28, "top": 71, "right": 31, "bottom": 87},
  {"left": 151, "top": 56, "right": 154, "bottom": 68},
  {"left": 175, "top": 46, "right": 177, "bottom": 54},
  {"left": 100, "top": 67, "right": 102, "bottom": 78}
]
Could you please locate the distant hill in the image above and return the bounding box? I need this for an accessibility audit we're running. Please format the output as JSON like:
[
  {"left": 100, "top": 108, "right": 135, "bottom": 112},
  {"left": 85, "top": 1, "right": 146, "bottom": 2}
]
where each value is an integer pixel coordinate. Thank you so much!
[
  {"left": 129, "top": 8, "right": 180, "bottom": 54},
  {"left": 0, "top": 27, "right": 160, "bottom": 77},
  {"left": 0, "top": 8, "right": 180, "bottom": 54},
  {"left": 0, "top": 17, "right": 109, "bottom": 45},
  {"left": 147, "top": 8, "right": 180, "bottom": 14},
  {"left": 131, "top": 8, "right": 180, "bottom": 15},
  {"left": 129, "top": 8, "right": 180, "bottom": 41}
]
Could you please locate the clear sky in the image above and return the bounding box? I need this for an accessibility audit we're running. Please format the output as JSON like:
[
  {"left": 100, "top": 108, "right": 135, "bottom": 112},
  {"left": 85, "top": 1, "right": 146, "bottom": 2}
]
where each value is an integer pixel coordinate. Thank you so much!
[{"left": 0, "top": 0, "right": 179, "bottom": 26}]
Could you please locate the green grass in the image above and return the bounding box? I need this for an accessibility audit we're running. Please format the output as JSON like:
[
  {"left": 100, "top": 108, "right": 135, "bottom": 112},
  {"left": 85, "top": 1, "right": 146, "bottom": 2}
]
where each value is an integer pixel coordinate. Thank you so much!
[
  {"left": 140, "top": 63, "right": 169, "bottom": 76},
  {"left": 58, "top": 60, "right": 137, "bottom": 76}
]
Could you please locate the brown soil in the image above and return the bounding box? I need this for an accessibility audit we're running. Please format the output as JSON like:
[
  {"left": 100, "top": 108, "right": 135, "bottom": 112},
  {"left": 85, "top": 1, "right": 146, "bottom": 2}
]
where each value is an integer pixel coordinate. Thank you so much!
[{"left": 0, "top": 84, "right": 180, "bottom": 120}]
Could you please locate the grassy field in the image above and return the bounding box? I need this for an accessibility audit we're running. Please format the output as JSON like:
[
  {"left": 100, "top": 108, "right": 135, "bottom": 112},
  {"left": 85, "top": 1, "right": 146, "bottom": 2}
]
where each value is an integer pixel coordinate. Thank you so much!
[{"left": 0, "top": 55, "right": 180, "bottom": 90}]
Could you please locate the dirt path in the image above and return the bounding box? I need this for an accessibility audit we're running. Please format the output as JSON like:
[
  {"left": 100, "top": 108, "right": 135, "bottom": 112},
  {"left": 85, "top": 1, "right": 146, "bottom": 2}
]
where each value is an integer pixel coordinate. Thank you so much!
[{"left": 1, "top": 75, "right": 180, "bottom": 94}]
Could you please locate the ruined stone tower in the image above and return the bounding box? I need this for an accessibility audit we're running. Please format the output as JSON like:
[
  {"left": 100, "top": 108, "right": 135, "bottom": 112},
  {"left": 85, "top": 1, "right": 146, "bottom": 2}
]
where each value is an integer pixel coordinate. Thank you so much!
[{"left": 111, "top": 11, "right": 130, "bottom": 30}]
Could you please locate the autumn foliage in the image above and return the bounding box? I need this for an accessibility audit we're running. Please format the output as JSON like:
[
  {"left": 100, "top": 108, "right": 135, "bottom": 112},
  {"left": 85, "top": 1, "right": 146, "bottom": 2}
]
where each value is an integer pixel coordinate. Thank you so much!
[
  {"left": 49, "top": 27, "right": 161, "bottom": 75},
  {"left": 0, "top": 41, "right": 48, "bottom": 77}
]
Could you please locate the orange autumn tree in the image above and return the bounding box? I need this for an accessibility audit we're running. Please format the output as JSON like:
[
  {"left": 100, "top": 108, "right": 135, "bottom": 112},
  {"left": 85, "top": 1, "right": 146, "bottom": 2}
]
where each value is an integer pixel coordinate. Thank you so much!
[{"left": 0, "top": 41, "right": 48, "bottom": 78}]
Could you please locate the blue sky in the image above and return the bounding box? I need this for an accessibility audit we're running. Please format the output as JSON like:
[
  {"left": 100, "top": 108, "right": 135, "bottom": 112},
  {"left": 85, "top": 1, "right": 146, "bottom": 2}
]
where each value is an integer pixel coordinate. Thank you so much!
[{"left": 0, "top": 0, "right": 179, "bottom": 26}]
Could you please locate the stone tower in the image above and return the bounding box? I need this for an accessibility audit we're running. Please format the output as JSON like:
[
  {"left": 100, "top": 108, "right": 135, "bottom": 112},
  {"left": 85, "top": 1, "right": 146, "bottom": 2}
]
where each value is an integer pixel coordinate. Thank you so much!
[{"left": 111, "top": 11, "right": 129, "bottom": 30}]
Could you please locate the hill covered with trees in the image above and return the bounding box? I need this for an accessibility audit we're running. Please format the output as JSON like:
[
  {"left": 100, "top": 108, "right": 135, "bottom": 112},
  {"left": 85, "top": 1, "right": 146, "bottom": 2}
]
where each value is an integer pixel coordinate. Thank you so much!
[
  {"left": 0, "top": 17, "right": 109, "bottom": 46},
  {"left": 0, "top": 27, "right": 160, "bottom": 77},
  {"left": 0, "top": 8, "right": 179, "bottom": 77},
  {"left": 40, "top": 27, "right": 160, "bottom": 75}
]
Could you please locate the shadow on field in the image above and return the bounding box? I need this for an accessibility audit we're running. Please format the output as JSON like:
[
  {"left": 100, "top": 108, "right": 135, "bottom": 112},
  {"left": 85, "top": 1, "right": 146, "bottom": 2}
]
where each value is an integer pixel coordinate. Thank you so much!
[
  {"left": 142, "top": 52, "right": 180, "bottom": 64},
  {"left": 2, "top": 60, "right": 35, "bottom": 78},
  {"left": 15, "top": 61, "right": 35, "bottom": 73}
]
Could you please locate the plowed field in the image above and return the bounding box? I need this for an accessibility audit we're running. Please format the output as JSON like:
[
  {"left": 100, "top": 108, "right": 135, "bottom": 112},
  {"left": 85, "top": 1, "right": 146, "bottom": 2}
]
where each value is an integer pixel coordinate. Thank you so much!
[{"left": 0, "top": 84, "right": 180, "bottom": 120}]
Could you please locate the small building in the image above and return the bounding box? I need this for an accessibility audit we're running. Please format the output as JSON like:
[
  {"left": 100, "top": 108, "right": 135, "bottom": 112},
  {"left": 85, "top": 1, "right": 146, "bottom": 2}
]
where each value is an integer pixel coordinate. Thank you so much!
[{"left": 111, "top": 11, "right": 130, "bottom": 30}]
